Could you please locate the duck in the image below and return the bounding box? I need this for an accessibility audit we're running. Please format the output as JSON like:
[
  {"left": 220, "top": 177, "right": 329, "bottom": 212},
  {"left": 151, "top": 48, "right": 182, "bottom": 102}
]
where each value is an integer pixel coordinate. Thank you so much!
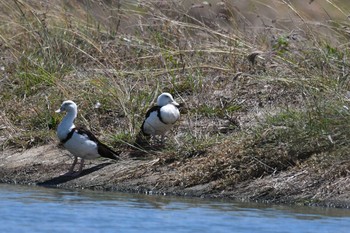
[
  {"left": 56, "top": 100, "right": 119, "bottom": 175},
  {"left": 135, "top": 93, "right": 180, "bottom": 146}
]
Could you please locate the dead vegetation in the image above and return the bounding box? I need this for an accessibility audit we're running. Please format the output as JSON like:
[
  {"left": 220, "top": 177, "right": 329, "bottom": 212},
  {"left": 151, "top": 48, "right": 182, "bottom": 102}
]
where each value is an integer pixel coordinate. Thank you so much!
[{"left": 1, "top": 0, "right": 350, "bottom": 206}]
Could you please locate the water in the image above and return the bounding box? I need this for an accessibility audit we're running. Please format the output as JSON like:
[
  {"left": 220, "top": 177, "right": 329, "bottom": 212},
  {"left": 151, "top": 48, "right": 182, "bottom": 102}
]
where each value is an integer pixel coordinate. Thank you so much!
[{"left": 0, "top": 184, "right": 349, "bottom": 233}]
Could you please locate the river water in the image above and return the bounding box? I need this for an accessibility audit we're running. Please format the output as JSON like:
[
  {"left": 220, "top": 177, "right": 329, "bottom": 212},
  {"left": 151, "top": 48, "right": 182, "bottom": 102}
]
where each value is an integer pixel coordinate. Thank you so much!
[{"left": 0, "top": 184, "right": 349, "bottom": 233}]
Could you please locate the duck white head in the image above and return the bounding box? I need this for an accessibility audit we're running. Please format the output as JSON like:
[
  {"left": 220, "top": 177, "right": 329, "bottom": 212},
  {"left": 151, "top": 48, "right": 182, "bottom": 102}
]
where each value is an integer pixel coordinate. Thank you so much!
[
  {"left": 157, "top": 93, "right": 179, "bottom": 107},
  {"left": 56, "top": 100, "right": 78, "bottom": 115}
]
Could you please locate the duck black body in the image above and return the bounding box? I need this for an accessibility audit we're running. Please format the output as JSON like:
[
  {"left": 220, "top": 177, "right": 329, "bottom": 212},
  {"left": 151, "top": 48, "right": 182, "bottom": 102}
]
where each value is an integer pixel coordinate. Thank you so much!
[
  {"left": 136, "top": 93, "right": 180, "bottom": 146},
  {"left": 56, "top": 100, "right": 119, "bottom": 175}
]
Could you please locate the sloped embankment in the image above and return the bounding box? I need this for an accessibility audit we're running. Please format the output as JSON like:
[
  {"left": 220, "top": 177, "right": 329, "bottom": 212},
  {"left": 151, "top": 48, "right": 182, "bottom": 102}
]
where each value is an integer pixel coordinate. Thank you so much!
[{"left": 0, "top": 144, "right": 349, "bottom": 208}]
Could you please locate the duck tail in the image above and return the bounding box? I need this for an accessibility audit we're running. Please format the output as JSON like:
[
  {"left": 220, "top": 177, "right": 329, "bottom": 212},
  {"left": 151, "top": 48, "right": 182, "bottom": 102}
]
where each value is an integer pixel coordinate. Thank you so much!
[{"left": 98, "top": 143, "right": 120, "bottom": 160}]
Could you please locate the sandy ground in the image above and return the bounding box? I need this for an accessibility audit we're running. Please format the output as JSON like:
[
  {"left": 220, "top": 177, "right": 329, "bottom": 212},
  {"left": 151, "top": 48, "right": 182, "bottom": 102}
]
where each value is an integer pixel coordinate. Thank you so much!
[{"left": 0, "top": 144, "right": 349, "bottom": 208}]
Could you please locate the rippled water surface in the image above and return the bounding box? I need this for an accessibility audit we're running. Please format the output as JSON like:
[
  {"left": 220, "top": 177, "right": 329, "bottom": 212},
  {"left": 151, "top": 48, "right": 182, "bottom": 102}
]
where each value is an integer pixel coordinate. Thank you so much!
[{"left": 0, "top": 184, "right": 349, "bottom": 233}]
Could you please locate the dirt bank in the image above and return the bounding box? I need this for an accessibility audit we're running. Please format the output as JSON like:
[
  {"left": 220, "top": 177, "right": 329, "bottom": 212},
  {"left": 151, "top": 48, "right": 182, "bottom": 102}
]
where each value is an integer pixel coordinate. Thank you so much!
[{"left": 1, "top": 144, "right": 349, "bottom": 208}]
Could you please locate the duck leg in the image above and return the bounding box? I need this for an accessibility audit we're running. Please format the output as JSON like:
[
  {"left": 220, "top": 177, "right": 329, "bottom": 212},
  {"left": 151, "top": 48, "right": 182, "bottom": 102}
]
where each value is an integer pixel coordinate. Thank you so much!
[
  {"left": 160, "top": 134, "right": 166, "bottom": 145},
  {"left": 77, "top": 158, "right": 85, "bottom": 174},
  {"left": 62, "top": 156, "right": 78, "bottom": 176}
]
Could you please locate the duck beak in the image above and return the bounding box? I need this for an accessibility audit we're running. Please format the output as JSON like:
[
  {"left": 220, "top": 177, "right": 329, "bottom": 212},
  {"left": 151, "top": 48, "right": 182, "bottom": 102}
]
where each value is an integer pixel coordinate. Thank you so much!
[
  {"left": 55, "top": 108, "right": 62, "bottom": 113},
  {"left": 172, "top": 101, "right": 180, "bottom": 107}
]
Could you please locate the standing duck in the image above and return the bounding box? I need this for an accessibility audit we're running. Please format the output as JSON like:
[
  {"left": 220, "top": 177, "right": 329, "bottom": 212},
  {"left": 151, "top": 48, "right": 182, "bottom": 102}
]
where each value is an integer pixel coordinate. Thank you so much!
[
  {"left": 136, "top": 93, "right": 180, "bottom": 146},
  {"left": 56, "top": 100, "right": 119, "bottom": 175}
]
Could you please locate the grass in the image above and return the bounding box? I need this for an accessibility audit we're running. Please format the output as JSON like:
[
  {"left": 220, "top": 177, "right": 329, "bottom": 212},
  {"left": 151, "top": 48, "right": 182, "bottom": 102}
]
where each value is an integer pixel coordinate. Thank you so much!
[{"left": 1, "top": 0, "right": 350, "bottom": 191}]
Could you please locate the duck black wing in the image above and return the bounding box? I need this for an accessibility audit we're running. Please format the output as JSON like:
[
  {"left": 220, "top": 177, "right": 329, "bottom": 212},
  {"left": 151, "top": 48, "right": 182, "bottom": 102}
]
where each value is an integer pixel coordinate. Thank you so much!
[
  {"left": 75, "top": 127, "right": 120, "bottom": 160},
  {"left": 135, "top": 106, "right": 162, "bottom": 146},
  {"left": 141, "top": 106, "right": 162, "bottom": 134}
]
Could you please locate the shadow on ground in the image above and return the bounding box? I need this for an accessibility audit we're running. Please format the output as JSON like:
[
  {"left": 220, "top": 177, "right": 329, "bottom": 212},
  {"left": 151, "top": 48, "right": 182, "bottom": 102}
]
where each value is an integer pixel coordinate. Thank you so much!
[{"left": 37, "top": 162, "right": 113, "bottom": 186}]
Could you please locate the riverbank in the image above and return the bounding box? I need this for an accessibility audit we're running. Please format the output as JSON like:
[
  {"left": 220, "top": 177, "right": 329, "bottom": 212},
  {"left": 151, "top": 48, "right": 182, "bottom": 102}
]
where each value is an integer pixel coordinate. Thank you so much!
[{"left": 1, "top": 144, "right": 349, "bottom": 208}]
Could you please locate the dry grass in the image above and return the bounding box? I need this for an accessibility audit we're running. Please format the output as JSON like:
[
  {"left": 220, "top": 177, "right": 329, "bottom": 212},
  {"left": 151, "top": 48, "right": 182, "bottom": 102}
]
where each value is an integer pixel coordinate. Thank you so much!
[{"left": 1, "top": 0, "right": 350, "bottom": 189}]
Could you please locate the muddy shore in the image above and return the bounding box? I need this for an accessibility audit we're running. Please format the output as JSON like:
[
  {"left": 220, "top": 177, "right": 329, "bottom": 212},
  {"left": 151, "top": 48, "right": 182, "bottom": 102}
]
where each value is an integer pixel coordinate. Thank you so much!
[{"left": 1, "top": 144, "right": 349, "bottom": 209}]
